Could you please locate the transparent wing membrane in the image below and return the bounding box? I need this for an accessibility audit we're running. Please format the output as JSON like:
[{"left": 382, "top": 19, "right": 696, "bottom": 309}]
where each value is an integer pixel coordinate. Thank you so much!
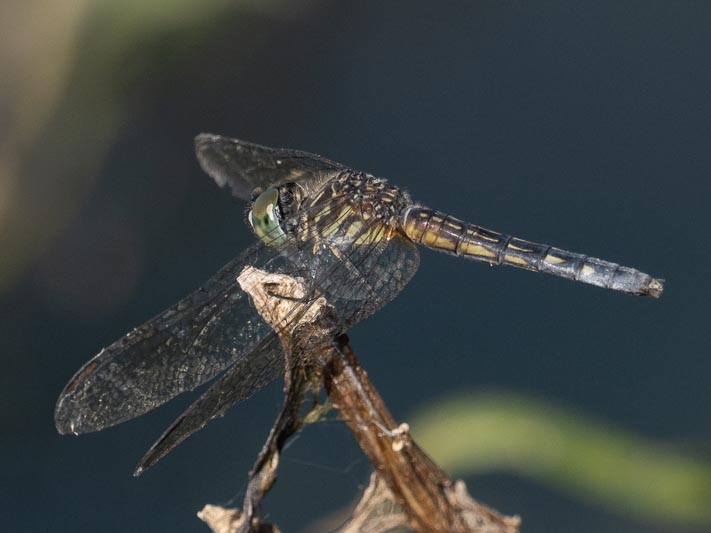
[
  {"left": 56, "top": 185, "right": 419, "bottom": 471},
  {"left": 54, "top": 248, "right": 275, "bottom": 435},
  {"left": 195, "top": 134, "right": 346, "bottom": 201},
  {"left": 137, "top": 204, "right": 418, "bottom": 473},
  {"left": 56, "top": 133, "right": 663, "bottom": 475}
]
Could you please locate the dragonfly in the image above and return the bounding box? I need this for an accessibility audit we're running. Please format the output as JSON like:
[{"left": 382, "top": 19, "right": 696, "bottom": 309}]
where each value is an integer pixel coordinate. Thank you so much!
[{"left": 55, "top": 134, "right": 664, "bottom": 475}]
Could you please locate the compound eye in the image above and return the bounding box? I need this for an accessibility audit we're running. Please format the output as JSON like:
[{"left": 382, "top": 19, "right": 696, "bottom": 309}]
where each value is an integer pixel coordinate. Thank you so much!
[{"left": 248, "top": 188, "right": 287, "bottom": 245}]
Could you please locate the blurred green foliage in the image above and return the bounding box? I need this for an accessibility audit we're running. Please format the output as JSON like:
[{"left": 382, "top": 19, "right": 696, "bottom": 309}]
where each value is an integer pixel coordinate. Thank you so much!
[
  {"left": 412, "top": 390, "right": 711, "bottom": 527},
  {"left": 0, "top": 0, "right": 285, "bottom": 291}
]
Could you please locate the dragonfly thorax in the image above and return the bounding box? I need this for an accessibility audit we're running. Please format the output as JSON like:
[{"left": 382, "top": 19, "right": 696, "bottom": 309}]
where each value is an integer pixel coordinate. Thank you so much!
[{"left": 336, "top": 173, "right": 411, "bottom": 226}]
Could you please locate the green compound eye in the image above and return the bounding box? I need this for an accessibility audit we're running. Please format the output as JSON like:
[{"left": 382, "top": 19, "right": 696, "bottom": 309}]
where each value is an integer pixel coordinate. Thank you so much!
[{"left": 248, "top": 188, "right": 287, "bottom": 245}]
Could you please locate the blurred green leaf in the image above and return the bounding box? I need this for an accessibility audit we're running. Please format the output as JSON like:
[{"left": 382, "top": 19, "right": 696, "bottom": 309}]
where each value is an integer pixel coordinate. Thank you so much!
[
  {"left": 411, "top": 390, "right": 711, "bottom": 527},
  {"left": 0, "top": 0, "right": 297, "bottom": 291}
]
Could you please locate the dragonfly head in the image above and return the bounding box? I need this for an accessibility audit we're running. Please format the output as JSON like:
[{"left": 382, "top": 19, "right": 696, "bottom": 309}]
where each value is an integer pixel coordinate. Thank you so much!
[{"left": 248, "top": 187, "right": 289, "bottom": 245}]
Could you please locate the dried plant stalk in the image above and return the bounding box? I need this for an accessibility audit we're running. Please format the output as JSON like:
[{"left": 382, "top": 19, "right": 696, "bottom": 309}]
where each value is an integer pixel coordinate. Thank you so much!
[{"left": 200, "top": 266, "right": 520, "bottom": 533}]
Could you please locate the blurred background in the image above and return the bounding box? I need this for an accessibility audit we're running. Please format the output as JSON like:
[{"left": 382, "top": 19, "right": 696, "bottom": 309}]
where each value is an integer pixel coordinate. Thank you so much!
[{"left": 2, "top": 1, "right": 710, "bottom": 531}]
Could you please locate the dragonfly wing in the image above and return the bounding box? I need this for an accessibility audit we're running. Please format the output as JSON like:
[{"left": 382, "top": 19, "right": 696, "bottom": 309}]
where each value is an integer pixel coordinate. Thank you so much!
[
  {"left": 293, "top": 194, "right": 421, "bottom": 329},
  {"left": 195, "top": 133, "right": 347, "bottom": 201},
  {"left": 58, "top": 180, "right": 421, "bottom": 471},
  {"left": 54, "top": 242, "right": 279, "bottom": 435},
  {"left": 135, "top": 334, "right": 284, "bottom": 474},
  {"left": 135, "top": 207, "right": 422, "bottom": 473}
]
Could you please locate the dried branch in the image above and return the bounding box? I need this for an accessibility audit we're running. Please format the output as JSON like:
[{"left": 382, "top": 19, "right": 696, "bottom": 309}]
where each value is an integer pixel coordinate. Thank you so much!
[
  {"left": 200, "top": 266, "right": 520, "bottom": 533},
  {"left": 198, "top": 505, "right": 280, "bottom": 533},
  {"left": 325, "top": 337, "right": 519, "bottom": 533}
]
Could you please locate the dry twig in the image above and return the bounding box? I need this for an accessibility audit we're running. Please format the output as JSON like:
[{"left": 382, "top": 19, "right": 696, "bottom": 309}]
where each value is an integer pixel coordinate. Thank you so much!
[{"left": 199, "top": 266, "right": 520, "bottom": 533}]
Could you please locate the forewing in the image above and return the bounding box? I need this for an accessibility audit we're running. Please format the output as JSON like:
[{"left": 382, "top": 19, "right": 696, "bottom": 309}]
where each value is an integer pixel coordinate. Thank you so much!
[
  {"left": 57, "top": 176, "right": 421, "bottom": 472},
  {"left": 195, "top": 133, "right": 347, "bottom": 200},
  {"left": 136, "top": 204, "right": 421, "bottom": 472},
  {"left": 54, "top": 195, "right": 350, "bottom": 436},
  {"left": 54, "top": 241, "right": 281, "bottom": 435}
]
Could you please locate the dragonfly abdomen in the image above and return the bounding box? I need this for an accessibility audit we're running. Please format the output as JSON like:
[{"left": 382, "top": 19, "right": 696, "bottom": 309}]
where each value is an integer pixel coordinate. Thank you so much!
[{"left": 401, "top": 206, "right": 663, "bottom": 297}]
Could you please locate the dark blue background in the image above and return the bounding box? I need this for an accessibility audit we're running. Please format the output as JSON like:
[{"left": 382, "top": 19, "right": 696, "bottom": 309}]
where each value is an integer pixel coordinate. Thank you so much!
[{"left": 2, "top": 2, "right": 709, "bottom": 532}]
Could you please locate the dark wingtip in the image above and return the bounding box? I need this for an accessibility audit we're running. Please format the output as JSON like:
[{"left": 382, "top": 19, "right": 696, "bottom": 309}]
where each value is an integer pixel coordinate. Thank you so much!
[
  {"left": 133, "top": 413, "right": 191, "bottom": 476},
  {"left": 53, "top": 358, "right": 104, "bottom": 435},
  {"left": 134, "top": 449, "right": 157, "bottom": 477},
  {"left": 54, "top": 419, "right": 71, "bottom": 436},
  {"left": 194, "top": 133, "right": 219, "bottom": 167},
  {"left": 54, "top": 418, "right": 72, "bottom": 436},
  {"left": 194, "top": 132, "right": 217, "bottom": 150},
  {"left": 193, "top": 132, "right": 239, "bottom": 192},
  {"left": 54, "top": 401, "right": 87, "bottom": 436},
  {"left": 54, "top": 390, "right": 77, "bottom": 435}
]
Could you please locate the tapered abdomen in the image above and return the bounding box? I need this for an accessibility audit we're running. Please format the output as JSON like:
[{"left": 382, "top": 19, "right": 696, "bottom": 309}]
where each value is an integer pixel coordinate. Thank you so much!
[{"left": 401, "top": 207, "right": 663, "bottom": 297}]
